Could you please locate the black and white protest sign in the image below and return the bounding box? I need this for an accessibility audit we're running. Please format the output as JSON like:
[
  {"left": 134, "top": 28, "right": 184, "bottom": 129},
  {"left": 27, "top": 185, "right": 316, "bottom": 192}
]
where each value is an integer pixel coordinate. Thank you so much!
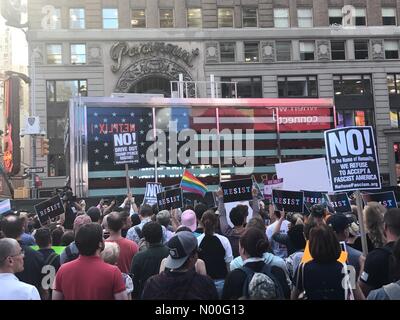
[
  {"left": 34, "top": 195, "right": 65, "bottom": 225},
  {"left": 324, "top": 126, "right": 380, "bottom": 192},
  {"left": 113, "top": 132, "right": 139, "bottom": 165},
  {"left": 303, "top": 191, "right": 328, "bottom": 215},
  {"left": 221, "top": 178, "right": 253, "bottom": 203},
  {"left": 142, "top": 182, "right": 163, "bottom": 206},
  {"left": 362, "top": 191, "right": 398, "bottom": 209},
  {"left": 272, "top": 190, "right": 304, "bottom": 213},
  {"left": 157, "top": 187, "right": 183, "bottom": 211},
  {"left": 326, "top": 193, "right": 352, "bottom": 214}
]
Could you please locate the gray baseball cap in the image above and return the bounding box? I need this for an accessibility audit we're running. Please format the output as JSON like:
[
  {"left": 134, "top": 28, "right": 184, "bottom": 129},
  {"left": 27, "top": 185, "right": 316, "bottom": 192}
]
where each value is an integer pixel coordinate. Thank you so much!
[{"left": 164, "top": 231, "right": 198, "bottom": 270}]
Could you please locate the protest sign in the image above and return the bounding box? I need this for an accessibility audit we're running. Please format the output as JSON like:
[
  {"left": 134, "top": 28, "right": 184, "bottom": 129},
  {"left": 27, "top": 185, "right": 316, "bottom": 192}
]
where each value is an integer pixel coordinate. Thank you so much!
[
  {"left": 275, "top": 158, "right": 332, "bottom": 192},
  {"left": 113, "top": 132, "right": 139, "bottom": 165},
  {"left": 303, "top": 191, "right": 328, "bottom": 215},
  {"left": 142, "top": 182, "right": 163, "bottom": 206},
  {"left": 34, "top": 196, "right": 65, "bottom": 225},
  {"left": 221, "top": 178, "right": 253, "bottom": 203},
  {"left": 157, "top": 187, "right": 183, "bottom": 211},
  {"left": 272, "top": 189, "right": 304, "bottom": 213},
  {"left": 262, "top": 175, "right": 284, "bottom": 201},
  {"left": 324, "top": 126, "right": 380, "bottom": 192},
  {"left": 362, "top": 191, "right": 398, "bottom": 209},
  {"left": 326, "top": 193, "right": 352, "bottom": 214}
]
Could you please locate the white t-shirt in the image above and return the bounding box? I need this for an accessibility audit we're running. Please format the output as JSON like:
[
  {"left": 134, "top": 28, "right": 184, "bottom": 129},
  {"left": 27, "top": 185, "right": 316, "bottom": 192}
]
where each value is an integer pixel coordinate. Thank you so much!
[
  {"left": 0, "top": 273, "right": 40, "bottom": 300},
  {"left": 266, "top": 220, "right": 290, "bottom": 259}
]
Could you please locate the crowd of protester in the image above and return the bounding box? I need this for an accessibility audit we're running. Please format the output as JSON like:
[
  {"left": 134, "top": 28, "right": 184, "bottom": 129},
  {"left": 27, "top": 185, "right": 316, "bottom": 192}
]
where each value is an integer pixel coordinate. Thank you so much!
[{"left": 1, "top": 188, "right": 400, "bottom": 300}]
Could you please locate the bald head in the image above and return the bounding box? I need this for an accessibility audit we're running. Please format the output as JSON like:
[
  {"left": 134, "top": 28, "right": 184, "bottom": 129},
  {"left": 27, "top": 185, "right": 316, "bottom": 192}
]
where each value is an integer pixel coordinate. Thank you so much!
[{"left": 0, "top": 238, "right": 20, "bottom": 268}]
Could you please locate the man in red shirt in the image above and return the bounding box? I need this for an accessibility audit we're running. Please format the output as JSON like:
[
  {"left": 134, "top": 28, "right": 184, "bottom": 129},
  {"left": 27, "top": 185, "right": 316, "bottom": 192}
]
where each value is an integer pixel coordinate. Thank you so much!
[
  {"left": 105, "top": 212, "right": 138, "bottom": 273},
  {"left": 52, "top": 223, "right": 127, "bottom": 300}
]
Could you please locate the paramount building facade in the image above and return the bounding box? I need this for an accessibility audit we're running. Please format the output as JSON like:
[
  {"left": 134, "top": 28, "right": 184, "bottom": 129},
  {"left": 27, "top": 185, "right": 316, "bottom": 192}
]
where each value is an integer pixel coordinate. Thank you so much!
[{"left": 23, "top": 0, "right": 400, "bottom": 195}]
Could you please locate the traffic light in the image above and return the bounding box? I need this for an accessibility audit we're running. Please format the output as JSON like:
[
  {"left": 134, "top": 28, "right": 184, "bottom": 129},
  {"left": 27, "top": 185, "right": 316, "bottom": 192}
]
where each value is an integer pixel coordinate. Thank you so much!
[{"left": 40, "top": 138, "right": 50, "bottom": 156}]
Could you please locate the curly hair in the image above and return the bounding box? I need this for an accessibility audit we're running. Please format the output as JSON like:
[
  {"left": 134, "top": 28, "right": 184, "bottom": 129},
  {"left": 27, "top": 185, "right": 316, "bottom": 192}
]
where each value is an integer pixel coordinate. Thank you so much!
[{"left": 363, "top": 202, "right": 386, "bottom": 249}]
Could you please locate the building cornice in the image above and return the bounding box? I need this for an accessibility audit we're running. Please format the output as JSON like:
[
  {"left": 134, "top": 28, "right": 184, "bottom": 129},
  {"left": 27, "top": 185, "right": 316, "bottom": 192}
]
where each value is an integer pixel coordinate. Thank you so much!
[{"left": 26, "top": 26, "right": 400, "bottom": 42}]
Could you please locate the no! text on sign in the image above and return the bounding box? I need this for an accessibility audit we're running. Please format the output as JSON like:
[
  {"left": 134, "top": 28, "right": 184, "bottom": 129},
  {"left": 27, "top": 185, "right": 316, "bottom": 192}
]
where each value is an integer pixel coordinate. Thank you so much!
[{"left": 324, "top": 126, "right": 381, "bottom": 192}]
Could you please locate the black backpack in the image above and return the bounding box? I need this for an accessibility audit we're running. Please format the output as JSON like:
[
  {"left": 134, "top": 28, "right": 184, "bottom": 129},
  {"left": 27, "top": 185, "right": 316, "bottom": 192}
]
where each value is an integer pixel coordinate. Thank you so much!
[
  {"left": 45, "top": 252, "right": 59, "bottom": 266},
  {"left": 239, "top": 264, "right": 285, "bottom": 300}
]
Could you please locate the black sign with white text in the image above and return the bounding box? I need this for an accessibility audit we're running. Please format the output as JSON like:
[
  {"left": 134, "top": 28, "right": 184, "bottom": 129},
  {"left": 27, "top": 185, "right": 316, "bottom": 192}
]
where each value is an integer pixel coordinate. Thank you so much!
[
  {"left": 143, "top": 182, "right": 163, "bottom": 206},
  {"left": 272, "top": 189, "right": 304, "bottom": 213},
  {"left": 324, "top": 126, "right": 380, "bottom": 192},
  {"left": 113, "top": 131, "right": 139, "bottom": 165},
  {"left": 34, "top": 195, "right": 65, "bottom": 225},
  {"left": 221, "top": 178, "right": 253, "bottom": 203},
  {"left": 362, "top": 191, "right": 398, "bottom": 209},
  {"left": 326, "top": 193, "right": 352, "bottom": 214},
  {"left": 157, "top": 188, "right": 183, "bottom": 211},
  {"left": 303, "top": 191, "right": 328, "bottom": 215}
]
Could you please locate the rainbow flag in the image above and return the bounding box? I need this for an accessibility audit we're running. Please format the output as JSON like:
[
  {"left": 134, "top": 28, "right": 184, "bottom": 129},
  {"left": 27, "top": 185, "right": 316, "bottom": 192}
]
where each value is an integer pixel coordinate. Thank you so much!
[{"left": 180, "top": 169, "right": 208, "bottom": 197}]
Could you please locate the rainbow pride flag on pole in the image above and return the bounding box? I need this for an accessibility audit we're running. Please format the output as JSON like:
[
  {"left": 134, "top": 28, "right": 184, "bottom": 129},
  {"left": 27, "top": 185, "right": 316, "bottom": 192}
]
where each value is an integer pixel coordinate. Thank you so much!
[{"left": 180, "top": 169, "right": 208, "bottom": 197}]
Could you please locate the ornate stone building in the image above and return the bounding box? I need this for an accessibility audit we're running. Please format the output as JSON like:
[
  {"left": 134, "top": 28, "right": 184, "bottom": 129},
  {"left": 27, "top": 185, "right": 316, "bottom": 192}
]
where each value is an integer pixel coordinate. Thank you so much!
[{"left": 24, "top": 0, "right": 400, "bottom": 193}]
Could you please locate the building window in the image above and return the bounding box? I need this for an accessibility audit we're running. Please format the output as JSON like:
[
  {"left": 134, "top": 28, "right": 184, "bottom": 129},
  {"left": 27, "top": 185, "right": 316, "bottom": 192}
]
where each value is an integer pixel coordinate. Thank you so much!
[
  {"left": 355, "top": 8, "right": 366, "bottom": 26},
  {"left": 329, "top": 8, "right": 342, "bottom": 25},
  {"left": 354, "top": 40, "right": 369, "bottom": 60},
  {"left": 220, "top": 42, "right": 235, "bottom": 62},
  {"left": 278, "top": 76, "right": 318, "bottom": 98},
  {"left": 47, "top": 44, "right": 62, "bottom": 64},
  {"left": 300, "top": 41, "right": 315, "bottom": 60},
  {"left": 70, "top": 44, "right": 86, "bottom": 64},
  {"left": 69, "top": 8, "right": 85, "bottom": 29},
  {"left": 388, "top": 74, "right": 400, "bottom": 94},
  {"left": 187, "top": 8, "right": 202, "bottom": 28},
  {"left": 331, "top": 41, "right": 346, "bottom": 60},
  {"left": 46, "top": 80, "right": 87, "bottom": 176},
  {"left": 242, "top": 7, "right": 257, "bottom": 27},
  {"left": 298, "top": 8, "right": 313, "bottom": 28},
  {"left": 334, "top": 75, "right": 372, "bottom": 96},
  {"left": 160, "top": 9, "right": 174, "bottom": 28},
  {"left": 103, "top": 8, "right": 118, "bottom": 29},
  {"left": 244, "top": 42, "right": 259, "bottom": 62},
  {"left": 44, "top": 8, "right": 61, "bottom": 29},
  {"left": 337, "top": 110, "right": 374, "bottom": 127},
  {"left": 274, "top": 8, "right": 289, "bottom": 28},
  {"left": 221, "top": 77, "right": 262, "bottom": 98},
  {"left": 218, "top": 8, "right": 234, "bottom": 27},
  {"left": 131, "top": 9, "right": 146, "bottom": 28},
  {"left": 276, "top": 41, "right": 291, "bottom": 61},
  {"left": 382, "top": 8, "right": 397, "bottom": 26},
  {"left": 385, "top": 40, "right": 399, "bottom": 59}
]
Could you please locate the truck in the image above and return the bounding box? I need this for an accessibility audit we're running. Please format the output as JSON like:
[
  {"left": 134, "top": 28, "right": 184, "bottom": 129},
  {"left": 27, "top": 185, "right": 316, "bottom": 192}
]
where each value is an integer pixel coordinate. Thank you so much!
[{"left": 69, "top": 96, "right": 335, "bottom": 198}]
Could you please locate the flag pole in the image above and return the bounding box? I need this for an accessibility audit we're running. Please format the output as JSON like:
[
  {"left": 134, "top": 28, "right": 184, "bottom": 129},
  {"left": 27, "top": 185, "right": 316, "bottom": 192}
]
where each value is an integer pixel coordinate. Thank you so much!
[
  {"left": 355, "top": 190, "right": 368, "bottom": 257},
  {"left": 125, "top": 164, "right": 130, "bottom": 194}
]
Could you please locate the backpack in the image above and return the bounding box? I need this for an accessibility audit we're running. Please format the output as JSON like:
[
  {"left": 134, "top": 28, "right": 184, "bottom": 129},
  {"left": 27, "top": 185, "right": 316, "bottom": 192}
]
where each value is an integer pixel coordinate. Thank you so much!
[
  {"left": 45, "top": 252, "right": 59, "bottom": 267},
  {"left": 239, "top": 264, "right": 285, "bottom": 300},
  {"left": 64, "top": 244, "right": 79, "bottom": 263}
]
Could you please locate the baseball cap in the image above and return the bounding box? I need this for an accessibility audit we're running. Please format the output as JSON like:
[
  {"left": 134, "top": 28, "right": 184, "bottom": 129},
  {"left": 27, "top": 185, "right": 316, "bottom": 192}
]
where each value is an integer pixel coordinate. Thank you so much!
[
  {"left": 327, "top": 213, "right": 352, "bottom": 233},
  {"left": 165, "top": 231, "right": 198, "bottom": 270},
  {"left": 180, "top": 210, "right": 197, "bottom": 232}
]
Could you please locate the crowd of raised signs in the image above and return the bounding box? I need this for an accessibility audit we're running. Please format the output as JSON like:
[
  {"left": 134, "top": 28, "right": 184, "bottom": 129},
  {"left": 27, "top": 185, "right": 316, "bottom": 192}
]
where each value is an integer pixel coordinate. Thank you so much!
[{"left": 0, "top": 187, "right": 400, "bottom": 300}]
